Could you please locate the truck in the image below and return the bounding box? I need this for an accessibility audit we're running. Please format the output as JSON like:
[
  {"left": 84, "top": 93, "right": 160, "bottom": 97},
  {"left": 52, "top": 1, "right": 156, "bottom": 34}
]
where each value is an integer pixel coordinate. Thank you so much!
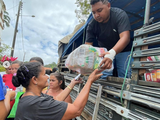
[{"left": 58, "top": 0, "right": 160, "bottom": 119}]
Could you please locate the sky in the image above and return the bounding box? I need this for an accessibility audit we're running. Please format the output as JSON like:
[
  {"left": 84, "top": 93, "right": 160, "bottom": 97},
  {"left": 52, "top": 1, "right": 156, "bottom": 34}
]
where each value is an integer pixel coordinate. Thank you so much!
[{"left": 1, "top": 0, "right": 79, "bottom": 65}]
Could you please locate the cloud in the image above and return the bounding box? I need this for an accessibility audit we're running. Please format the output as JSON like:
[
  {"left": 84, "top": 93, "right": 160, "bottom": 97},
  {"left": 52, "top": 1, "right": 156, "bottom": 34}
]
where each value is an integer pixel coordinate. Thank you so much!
[{"left": 1, "top": 0, "right": 79, "bottom": 65}]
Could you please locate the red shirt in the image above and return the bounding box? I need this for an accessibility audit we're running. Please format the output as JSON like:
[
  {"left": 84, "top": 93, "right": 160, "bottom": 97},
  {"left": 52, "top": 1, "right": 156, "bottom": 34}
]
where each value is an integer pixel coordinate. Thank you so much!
[
  {"left": 3, "top": 74, "right": 16, "bottom": 110},
  {"left": 2, "top": 74, "right": 16, "bottom": 90}
]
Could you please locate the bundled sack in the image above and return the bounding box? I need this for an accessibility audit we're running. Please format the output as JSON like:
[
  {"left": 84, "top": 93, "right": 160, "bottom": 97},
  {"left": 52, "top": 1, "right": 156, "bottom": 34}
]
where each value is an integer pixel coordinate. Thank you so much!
[{"left": 65, "top": 44, "right": 113, "bottom": 75}]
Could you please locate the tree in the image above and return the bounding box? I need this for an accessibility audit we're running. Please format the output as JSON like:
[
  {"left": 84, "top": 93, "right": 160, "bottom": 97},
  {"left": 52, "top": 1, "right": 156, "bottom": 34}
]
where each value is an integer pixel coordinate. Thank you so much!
[
  {"left": 0, "top": 43, "right": 11, "bottom": 72},
  {"left": 0, "top": 64, "right": 5, "bottom": 72},
  {"left": 0, "top": 43, "right": 11, "bottom": 59},
  {"left": 23, "top": 61, "right": 29, "bottom": 64},
  {"left": 44, "top": 62, "right": 57, "bottom": 69},
  {"left": 75, "top": 0, "right": 91, "bottom": 23},
  {"left": 3, "top": 11, "right": 10, "bottom": 28}
]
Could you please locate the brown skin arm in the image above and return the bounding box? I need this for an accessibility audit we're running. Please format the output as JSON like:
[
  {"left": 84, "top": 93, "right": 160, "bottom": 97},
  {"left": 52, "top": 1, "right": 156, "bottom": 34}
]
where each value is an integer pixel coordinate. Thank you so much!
[
  {"left": 0, "top": 100, "right": 8, "bottom": 120},
  {"left": 43, "top": 89, "right": 72, "bottom": 103},
  {"left": 55, "top": 79, "right": 83, "bottom": 101},
  {"left": 99, "top": 31, "right": 130, "bottom": 69},
  {"left": 61, "top": 69, "right": 102, "bottom": 120},
  {"left": 0, "top": 90, "right": 15, "bottom": 120},
  {"left": 64, "top": 95, "right": 72, "bottom": 103},
  {"left": 4, "top": 91, "right": 15, "bottom": 112},
  {"left": 85, "top": 42, "right": 93, "bottom": 45},
  {"left": 86, "top": 31, "right": 130, "bottom": 53},
  {"left": 112, "top": 31, "right": 130, "bottom": 54},
  {"left": 62, "top": 81, "right": 92, "bottom": 120}
]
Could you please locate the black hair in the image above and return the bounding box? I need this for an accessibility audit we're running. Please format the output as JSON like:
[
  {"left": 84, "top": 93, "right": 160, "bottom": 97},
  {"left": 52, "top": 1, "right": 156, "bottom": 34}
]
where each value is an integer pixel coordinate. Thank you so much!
[
  {"left": 11, "top": 60, "right": 23, "bottom": 66},
  {"left": 52, "top": 67, "right": 58, "bottom": 73},
  {"left": 50, "top": 72, "right": 65, "bottom": 90},
  {"left": 90, "top": 0, "right": 108, "bottom": 5},
  {"left": 12, "top": 62, "right": 42, "bottom": 88},
  {"left": 29, "top": 57, "right": 44, "bottom": 66},
  {"left": 45, "top": 69, "right": 52, "bottom": 75}
]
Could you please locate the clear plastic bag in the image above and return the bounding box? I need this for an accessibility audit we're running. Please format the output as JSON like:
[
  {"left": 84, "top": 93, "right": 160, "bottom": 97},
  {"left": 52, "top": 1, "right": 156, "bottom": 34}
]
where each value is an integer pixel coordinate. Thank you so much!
[{"left": 65, "top": 44, "right": 113, "bottom": 75}]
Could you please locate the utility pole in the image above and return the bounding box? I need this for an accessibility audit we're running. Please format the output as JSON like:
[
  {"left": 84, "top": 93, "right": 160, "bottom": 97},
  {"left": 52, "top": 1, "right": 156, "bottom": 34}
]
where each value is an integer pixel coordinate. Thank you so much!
[
  {"left": 10, "top": 1, "right": 22, "bottom": 57},
  {"left": 22, "top": 51, "right": 26, "bottom": 62}
]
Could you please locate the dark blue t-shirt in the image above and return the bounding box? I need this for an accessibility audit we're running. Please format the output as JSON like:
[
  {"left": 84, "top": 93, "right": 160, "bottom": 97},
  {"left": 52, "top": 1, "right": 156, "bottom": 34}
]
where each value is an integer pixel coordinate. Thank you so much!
[{"left": 86, "top": 7, "right": 131, "bottom": 52}]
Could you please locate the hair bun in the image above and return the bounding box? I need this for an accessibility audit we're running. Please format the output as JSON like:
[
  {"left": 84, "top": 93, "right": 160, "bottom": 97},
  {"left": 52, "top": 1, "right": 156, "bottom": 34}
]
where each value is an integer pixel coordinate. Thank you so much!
[{"left": 12, "top": 76, "right": 20, "bottom": 87}]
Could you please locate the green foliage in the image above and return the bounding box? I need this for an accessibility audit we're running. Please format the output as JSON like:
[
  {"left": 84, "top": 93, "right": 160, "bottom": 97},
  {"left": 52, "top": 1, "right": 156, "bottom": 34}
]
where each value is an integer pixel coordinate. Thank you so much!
[
  {"left": 23, "top": 61, "right": 29, "bottom": 64},
  {"left": 3, "top": 11, "right": 10, "bottom": 28},
  {"left": 44, "top": 62, "right": 57, "bottom": 69},
  {"left": 0, "top": 64, "right": 6, "bottom": 72},
  {"left": 75, "top": 0, "right": 91, "bottom": 23},
  {"left": 0, "top": 43, "right": 11, "bottom": 59}
]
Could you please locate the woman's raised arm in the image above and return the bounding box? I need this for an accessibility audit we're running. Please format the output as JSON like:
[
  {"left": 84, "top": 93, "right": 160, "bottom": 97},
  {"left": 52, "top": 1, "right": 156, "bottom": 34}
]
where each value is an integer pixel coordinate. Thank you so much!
[{"left": 62, "top": 69, "right": 102, "bottom": 120}]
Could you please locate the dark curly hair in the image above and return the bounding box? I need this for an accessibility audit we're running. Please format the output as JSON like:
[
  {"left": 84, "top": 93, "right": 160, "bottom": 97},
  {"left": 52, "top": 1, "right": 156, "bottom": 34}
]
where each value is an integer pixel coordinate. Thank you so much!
[
  {"left": 50, "top": 72, "right": 65, "bottom": 90},
  {"left": 45, "top": 69, "right": 52, "bottom": 75},
  {"left": 52, "top": 67, "right": 58, "bottom": 73},
  {"left": 12, "top": 62, "right": 42, "bottom": 88}
]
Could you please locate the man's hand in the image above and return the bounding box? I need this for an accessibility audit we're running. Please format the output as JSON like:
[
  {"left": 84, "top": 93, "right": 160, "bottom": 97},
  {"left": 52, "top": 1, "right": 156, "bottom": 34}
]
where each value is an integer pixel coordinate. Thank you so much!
[
  {"left": 99, "top": 49, "right": 116, "bottom": 69},
  {"left": 85, "top": 42, "right": 93, "bottom": 46}
]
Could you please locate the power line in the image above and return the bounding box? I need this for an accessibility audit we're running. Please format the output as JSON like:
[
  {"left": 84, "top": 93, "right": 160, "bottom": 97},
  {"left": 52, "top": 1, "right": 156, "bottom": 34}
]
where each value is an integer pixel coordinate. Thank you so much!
[
  {"left": 6, "top": 4, "right": 18, "bottom": 10},
  {"left": 20, "top": 2, "right": 25, "bottom": 62},
  {"left": 13, "top": 0, "right": 16, "bottom": 25}
]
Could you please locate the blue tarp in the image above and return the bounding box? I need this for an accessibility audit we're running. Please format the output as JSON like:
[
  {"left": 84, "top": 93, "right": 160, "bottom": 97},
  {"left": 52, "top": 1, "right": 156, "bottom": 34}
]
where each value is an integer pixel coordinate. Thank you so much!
[{"left": 62, "top": 0, "right": 160, "bottom": 57}]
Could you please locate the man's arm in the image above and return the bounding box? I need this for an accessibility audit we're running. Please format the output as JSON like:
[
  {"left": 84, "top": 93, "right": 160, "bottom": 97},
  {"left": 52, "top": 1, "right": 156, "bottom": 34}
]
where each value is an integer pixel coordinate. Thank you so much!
[
  {"left": 99, "top": 30, "right": 130, "bottom": 69},
  {"left": 85, "top": 19, "right": 96, "bottom": 45},
  {"left": 112, "top": 31, "right": 130, "bottom": 54},
  {"left": 85, "top": 42, "right": 93, "bottom": 45}
]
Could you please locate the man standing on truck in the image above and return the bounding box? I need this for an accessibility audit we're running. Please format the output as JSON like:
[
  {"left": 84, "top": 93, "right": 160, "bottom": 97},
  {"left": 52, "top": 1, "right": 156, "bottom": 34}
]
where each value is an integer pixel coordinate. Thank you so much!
[{"left": 85, "top": 0, "right": 132, "bottom": 78}]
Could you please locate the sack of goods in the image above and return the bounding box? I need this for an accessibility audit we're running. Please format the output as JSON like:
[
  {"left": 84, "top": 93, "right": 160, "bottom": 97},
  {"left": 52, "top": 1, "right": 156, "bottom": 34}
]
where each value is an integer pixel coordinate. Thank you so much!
[{"left": 65, "top": 44, "right": 113, "bottom": 75}]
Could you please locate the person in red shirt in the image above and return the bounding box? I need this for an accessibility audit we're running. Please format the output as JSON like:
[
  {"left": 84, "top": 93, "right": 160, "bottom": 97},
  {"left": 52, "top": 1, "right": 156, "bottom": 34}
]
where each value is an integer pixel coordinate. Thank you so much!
[
  {"left": 3, "top": 74, "right": 16, "bottom": 90},
  {"left": 3, "top": 60, "right": 22, "bottom": 111},
  {"left": 3, "top": 60, "right": 22, "bottom": 90},
  {"left": 6, "top": 65, "right": 12, "bottom": 74}
]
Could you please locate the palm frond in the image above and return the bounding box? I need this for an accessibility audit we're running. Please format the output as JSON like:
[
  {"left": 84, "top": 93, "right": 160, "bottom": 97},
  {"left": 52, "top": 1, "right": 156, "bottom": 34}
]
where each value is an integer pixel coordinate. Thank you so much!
[{"left": 3, "top": 10, "right": 10, "bottom": 28}]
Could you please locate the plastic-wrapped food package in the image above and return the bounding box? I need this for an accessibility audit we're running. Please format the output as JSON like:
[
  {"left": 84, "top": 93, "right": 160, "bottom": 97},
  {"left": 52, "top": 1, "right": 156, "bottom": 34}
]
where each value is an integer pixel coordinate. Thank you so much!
[
  {"left": 147, "top": 56, "right": 160, "bottom": 61},
  {"left": 65, "top": 44, "right": 113, "bottom": 75}
]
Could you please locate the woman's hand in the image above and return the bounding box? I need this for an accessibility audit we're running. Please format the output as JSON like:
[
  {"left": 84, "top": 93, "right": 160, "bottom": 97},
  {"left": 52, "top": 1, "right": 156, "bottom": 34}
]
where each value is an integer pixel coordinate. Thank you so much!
[
  {"left": 71, "top": 77, "right": 83, "bottom": 85},
  {"left": 6, "top": 90, "right": 16, "bottom": 101},
  {"left": 88, "top": 69, "right": 103, "bottom": 83}
]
